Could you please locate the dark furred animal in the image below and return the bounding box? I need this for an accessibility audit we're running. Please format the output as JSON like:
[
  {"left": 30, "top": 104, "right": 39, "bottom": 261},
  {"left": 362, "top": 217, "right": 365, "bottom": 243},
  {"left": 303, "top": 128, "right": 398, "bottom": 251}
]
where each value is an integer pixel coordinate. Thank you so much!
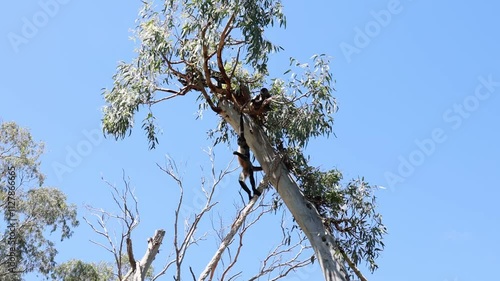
[
  {"left": 233, "top": 114, "right": 262, "bottom": 201},
  {"left": 249, "top": 87, "right": 271, "bottom": 113},
  {"left": 233, "top": 82, "right": 252, "bottom": 108}
]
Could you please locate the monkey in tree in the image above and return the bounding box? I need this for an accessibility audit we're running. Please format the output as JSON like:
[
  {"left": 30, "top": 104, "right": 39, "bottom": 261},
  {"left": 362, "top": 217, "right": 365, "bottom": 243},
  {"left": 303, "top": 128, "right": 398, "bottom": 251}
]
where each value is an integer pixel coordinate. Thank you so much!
[
  {"left": 249, "top": 87, "right": 272, "bottom": 114},
  {"left": 233, "top": 82, "right": 252, "bottom": 108},
  {"left": 233, "top": 113, "right": 263, "bottom": 201},
  {"left": 210, "top": 70, "right": 226, "bottom": 89}
]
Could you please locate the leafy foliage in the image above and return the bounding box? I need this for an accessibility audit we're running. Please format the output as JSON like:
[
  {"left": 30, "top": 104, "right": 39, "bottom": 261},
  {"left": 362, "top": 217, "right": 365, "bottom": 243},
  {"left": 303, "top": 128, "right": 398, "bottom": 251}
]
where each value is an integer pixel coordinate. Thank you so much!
[
  {"left": 334, "top": 179, "right": 386, "bottom": 273},
  {"left": 101, "top": 0, "right": 386, "bottom": 278},
  {"left": 0, "top": 122, "right": 45, "bottom": 189},
  {"left": 279, "top": 145, "right": 386, "bottom": 274},
  {"left": 265, "top": 55, "right": 337, "bottom": 148},
  {"left": 52, "top": 260, "right": 114, "bottom": 281},
  {"left": 0, "top": 122, "right": 79, "bottom": 280},
  {"left": 102, "top": 0, "right": 286, "bottom": 147}
]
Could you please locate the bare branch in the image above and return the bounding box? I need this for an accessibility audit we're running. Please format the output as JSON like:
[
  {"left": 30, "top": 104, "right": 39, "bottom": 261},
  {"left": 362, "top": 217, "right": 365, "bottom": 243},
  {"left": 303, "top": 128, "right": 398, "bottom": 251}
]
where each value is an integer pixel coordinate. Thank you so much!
[
  {"left": 154, "top": 149, "right": 228, "bottom": 280},
  {"left": 199, "top": 87, "right": 222, "bottom": 114},
  {"left": 220, "top": 229, "right": 243, "bottom": 281},
  {"left": 148, "top": 91, "right": 183, "bottom": 104},
  {"left": 83, "top": 215, "right": 115, "bottom": 254},
  {"left": 198, "top": 177, "right": 269, "bottom": 281},
  {"left": 84, "top": 174, "right": 142, "bottom": 280}
]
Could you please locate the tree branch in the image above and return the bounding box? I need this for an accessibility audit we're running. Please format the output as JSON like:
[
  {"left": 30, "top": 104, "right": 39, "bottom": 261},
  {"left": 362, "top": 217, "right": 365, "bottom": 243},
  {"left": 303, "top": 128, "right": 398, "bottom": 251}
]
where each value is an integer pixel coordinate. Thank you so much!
[
  {"left": 198, "top": 178, "right": 269, "bottom": 281},
  {"left": 126, "top": 237, "right": 137, "bottom": 272},
  {"left": 337, "top": 245, "right": 367, "bottom": 281},
  {"left": 154, "top": 150, "right": 227, "bottom": 280},
  {"left": 123, "top": 229, "right": 166, "bottom": 281},
  {"left": 219, "top": 100, "right": 349, "bottom": 281},
  {"left": 201, "top": 21, "right": 223, "bottom": 96},
  {"left": 216, "top": 11, "right": 237, "bottom": 93}
]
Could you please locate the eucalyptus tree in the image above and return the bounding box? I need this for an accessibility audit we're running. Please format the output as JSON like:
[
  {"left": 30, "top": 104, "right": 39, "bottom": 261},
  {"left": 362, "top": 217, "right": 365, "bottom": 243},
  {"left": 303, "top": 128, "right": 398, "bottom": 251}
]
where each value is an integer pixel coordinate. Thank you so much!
[
  {"left": 102, "top": 1, "right": 386, "bottom": 280},
  {"left": 0, "top": 122, "right": 79, "bottom": 280},
  {"left": 52, "top": 260, "right": 114, "bottom": 281}
]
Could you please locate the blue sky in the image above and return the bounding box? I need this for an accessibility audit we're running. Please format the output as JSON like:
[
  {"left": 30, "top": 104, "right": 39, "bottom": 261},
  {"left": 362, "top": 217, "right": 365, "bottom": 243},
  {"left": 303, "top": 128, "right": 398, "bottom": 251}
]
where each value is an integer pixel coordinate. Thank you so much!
[{"left": 1, "top": 1, "right": 499, "bottom": 280}]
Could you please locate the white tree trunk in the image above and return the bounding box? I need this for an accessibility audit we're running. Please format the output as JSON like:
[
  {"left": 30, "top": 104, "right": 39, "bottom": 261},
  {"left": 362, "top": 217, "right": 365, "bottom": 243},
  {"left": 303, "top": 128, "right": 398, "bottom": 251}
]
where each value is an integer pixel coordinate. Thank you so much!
[
  {"left": 123, "top": 229, "right": 165, "bottom": 281},
  {"left": 220, "top": 101, "right": 348, "bottom": 281}
]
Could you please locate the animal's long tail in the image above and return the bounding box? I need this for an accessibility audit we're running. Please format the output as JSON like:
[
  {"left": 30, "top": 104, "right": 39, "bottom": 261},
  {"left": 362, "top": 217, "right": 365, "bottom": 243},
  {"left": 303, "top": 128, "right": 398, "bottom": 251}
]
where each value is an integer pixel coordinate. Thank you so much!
[{"left": 239, "top": 112, "right": 244, "bottom": 136}]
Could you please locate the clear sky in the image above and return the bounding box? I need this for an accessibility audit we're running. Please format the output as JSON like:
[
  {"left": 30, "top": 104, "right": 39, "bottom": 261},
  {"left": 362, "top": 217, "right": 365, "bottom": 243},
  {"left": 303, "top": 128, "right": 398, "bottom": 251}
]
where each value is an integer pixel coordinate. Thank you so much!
[{"left": 2, "top": 1, "right": 499, "bottom": 280}]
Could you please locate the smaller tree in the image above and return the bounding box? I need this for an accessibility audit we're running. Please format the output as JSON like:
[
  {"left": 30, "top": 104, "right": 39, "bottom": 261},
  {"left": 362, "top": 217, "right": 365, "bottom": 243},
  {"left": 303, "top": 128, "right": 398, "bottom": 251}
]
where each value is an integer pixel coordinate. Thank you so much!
[
  {"left": 52, "top": 260, "right": 114, "bottom": 281},
  {"left": 0, "top": 121, "right": 79, "bottom": 280}
]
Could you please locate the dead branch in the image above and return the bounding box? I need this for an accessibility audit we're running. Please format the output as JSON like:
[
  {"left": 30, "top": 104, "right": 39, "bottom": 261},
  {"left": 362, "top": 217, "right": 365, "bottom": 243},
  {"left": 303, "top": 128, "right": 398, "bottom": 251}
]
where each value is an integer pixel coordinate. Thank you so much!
[
  {"left": 153, "top": 149, "right": 231, "bottom": 280},
  {"left": 249, "top": 234, "right": 312, "bottom": 281},
  {"left": 123, "top": 229, "right": 166, "bottom": 281},
  {"left": 219, "top": 196, "right": 272, "bottom": 281},
  {"left": 84, "top": 173, "right": 141, "bottom": 280},
  {"left": 197, "top": 177, "right": 269, "bottom": 281}
]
